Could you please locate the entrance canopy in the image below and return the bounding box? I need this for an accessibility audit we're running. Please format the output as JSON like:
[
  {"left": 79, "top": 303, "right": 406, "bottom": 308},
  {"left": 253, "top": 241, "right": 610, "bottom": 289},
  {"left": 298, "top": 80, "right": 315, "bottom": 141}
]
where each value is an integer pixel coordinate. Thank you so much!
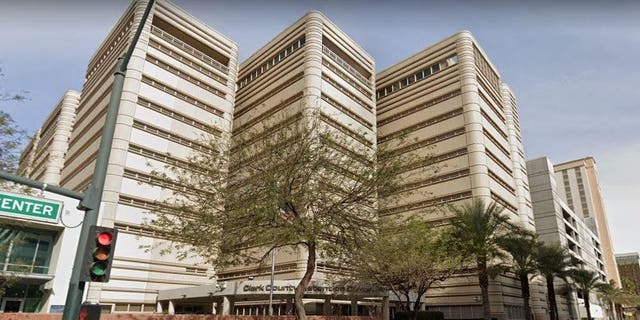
[{"left": 158, "top": 279, "right": 387, "bottom": 302}]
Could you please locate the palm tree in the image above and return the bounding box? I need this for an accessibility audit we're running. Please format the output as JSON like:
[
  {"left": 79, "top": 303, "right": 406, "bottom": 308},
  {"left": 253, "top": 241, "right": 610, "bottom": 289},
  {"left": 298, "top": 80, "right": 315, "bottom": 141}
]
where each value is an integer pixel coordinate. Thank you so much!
[
  {"left": 499, "top": 230, "right": 539, "bottom": 320},
  {"left": 597, "top": 281, "right": 624, "bottom": 320},
  {"left": 568, "top": 268, "right": 602, "bottom": 320},
  {"left": 536, "top": 243, "right": 575, "bottom": 320},
  {"left": 450, "top": 198, "right": 512, "bottom": 320}
]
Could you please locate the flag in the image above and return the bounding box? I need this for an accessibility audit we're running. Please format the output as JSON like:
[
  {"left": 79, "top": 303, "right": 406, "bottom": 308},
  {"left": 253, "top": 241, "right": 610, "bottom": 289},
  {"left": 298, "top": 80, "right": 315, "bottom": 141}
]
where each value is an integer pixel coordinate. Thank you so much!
[{"left": 278, "top": 202, "right": 297, "bottom": 224}]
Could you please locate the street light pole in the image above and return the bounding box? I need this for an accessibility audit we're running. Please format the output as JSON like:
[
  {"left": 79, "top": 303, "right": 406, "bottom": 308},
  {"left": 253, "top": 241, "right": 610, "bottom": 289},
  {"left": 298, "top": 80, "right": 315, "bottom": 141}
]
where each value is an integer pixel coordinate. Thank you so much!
[
  {"left": 269, "top": 180, "right": 279, "bottom": 316},
  {"left": 269, "top": 247, "right": 276, "bottom": 315}
]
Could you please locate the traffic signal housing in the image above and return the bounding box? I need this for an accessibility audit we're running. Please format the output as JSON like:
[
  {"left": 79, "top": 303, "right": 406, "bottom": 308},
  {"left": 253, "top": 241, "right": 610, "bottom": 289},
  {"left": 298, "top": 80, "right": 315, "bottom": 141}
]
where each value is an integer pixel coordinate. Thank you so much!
[
  {"left": 78, "top": 303, "right": 101, "bottom": 320},
  {"left": 80, "top": 226, "right": 118, "bottom": 282}
]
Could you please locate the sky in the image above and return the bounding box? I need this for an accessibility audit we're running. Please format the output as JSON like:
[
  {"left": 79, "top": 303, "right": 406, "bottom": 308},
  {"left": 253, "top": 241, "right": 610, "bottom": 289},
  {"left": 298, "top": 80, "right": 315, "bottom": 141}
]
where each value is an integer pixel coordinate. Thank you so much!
[{"left": 0, "top": 0, "right": 639, "bottom": 253}]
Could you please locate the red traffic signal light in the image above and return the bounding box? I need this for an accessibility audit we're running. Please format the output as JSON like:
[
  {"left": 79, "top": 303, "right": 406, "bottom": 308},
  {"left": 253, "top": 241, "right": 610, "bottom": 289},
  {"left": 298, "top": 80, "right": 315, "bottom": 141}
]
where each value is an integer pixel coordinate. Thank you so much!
[
  {"left": 78, "top": 303, "right": 101, "bottom": 320},
  {"left": 80, "top": 226, "right": 118, "bottom": 282},
  {"left": 97, "top": 231, "right": 113, "bottom": 246}
]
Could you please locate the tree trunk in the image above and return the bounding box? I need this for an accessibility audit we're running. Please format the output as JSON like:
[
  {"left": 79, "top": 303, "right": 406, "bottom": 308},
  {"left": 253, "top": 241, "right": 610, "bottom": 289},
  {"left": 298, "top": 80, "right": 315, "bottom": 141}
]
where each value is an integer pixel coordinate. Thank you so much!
[
  {"left": 519, "top": 273, "right": 532, "bottom": 320},
  {"left": 478, "top": 258, "right": 491, "bottom": 320},
  {"left": 546, "top": 276, "right": 558, "bottom": 320},
  {"left": 404, "top": 293, "right": 411, "bottom": 312},
  {"left": 609, "top": 301, "right": 615, "bottom": 320},
  {"left": 411, "top": 292, "right": 425, "bottom": 320},
  {"left": 294, "top": 241, "right": 316, "bottom": 320},
  {"left": 584, "top": 290, "right": 592, "bottom": 320}
]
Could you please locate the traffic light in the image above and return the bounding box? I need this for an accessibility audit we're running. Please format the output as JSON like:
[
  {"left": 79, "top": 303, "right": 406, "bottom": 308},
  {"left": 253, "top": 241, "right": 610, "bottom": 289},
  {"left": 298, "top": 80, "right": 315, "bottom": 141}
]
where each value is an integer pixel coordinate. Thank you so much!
[
  {"left": 80, "top": 226, "right": 118, "bottom": 282},
  {"left": 78, "top": 303, "right": 101, "bottom": 320}
]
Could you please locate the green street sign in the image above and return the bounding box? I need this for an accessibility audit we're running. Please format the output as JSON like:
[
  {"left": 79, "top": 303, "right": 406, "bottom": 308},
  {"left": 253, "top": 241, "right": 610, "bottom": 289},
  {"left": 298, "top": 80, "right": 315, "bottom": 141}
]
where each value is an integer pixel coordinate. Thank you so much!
[{"left": 0, "top": 190, "right": 62, "bottom": 223}]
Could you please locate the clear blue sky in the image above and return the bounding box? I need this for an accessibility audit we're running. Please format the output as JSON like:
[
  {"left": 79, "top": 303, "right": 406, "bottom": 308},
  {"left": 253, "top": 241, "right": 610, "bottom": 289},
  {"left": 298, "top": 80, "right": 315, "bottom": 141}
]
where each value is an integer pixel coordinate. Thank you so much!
[{"left": 1, "top": 0, "right": 639, "bottom": 253}]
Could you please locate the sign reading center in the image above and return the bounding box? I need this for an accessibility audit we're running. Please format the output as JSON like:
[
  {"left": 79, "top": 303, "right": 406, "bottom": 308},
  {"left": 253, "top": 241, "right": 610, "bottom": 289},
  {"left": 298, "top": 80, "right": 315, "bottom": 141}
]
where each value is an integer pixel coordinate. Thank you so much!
[{"left": 0, "top": 191, "right": 62, "bottom": 223}]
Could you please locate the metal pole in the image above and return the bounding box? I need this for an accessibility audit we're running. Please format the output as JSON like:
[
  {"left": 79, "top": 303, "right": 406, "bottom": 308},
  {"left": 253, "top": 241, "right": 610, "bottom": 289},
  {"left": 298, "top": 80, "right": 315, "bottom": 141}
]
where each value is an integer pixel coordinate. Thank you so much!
[
  {"left": 269, "top": 247, "right": 276, "bottom": 315},
  {"left": 0, "top": 171, "right": 84, "bottom": 200},
  {"left": 269, "top": 179, "right": 279, "bottom": 316},
  {"left": 60, "top": 2, "right": 155, "bottom": 319}
]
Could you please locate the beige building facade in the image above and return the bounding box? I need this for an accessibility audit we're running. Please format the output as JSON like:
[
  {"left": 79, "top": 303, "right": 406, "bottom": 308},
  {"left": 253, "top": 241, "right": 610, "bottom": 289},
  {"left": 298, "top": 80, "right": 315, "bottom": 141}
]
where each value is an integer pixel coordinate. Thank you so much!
[
  {"left": 212, "top": 11, "right": 377, "bottom": 315},
  {"left": 554, "top": 157, "right": 621, "bottom": 287},
  {"left": 19, "top": 90, "right": 80, "bottom": 185},
  {"left": 527, "top": 157, "right": 608, "bottom": 320},
  {"left": 223, "top": 8, "right": 376, "bottom": 285},
  {"left": 55, "top": 0, "right": 238, "bottom": 312},
  {"left": 376, "top": 31, "right": 534, "bottom": 320}
]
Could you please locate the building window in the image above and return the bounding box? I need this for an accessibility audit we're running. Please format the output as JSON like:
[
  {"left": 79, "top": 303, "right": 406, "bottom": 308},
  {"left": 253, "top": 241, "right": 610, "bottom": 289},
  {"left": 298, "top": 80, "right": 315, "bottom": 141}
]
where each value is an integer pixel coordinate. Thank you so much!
[
  {"left": 101, "top": 305, "right": 113, "bottom": 314},
  {"left": 376, "top": 54, "right": 457, "bottom": 99},
  {"left": 114, "top": 304, "right": 128, "bottom": 312},
  {"left": 446, "top": 55, "right": 459, "bottom": 66},
  {"left": 0, "top": 227, "right": 55, "bottom": 274},
  {"left": 113, "top": 303, "right": 155, "bottom": 313}
]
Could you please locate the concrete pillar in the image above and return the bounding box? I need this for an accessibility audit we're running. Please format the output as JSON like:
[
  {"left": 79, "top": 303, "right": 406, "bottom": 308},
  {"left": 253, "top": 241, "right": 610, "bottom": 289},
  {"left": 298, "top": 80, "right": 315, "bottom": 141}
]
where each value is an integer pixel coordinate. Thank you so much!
[
  {"left": 302, "top": 11, "right": 324, "bottom": 124},
  {"left": 222, "top": 296, "right": 234, "bottom": 315},
  {"left": 351, "top": 299, "right": 358, "bottom": 316},
  {"left": 323, "top": 297, "right": 332, "bottom": 315},
  {"left": 382, "top": 296, "right": 390, "bottom": 320},
  {"left": 168, "top": 300, "right": 175, "bottom": 315},
  {"left": 156, "top": 302, "right": 163, "bottom": 314},
  {"left": 43, "top": 90, "right": 79, "bottom": 185},
  {"left": 455, "top": 31, "right": 491, "bottom": 201}
]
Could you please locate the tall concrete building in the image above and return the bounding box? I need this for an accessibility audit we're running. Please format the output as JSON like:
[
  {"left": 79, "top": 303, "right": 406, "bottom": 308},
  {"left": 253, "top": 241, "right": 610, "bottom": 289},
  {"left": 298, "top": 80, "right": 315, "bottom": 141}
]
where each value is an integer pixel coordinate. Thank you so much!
[
  {"left": 0, "top": 91, "right": 82, "bottom": 313},
  {"left": 554, "top": 157, "right": 621, "bottom": 287},
  {"left": 57, "top": 0, "right": 238, "bottom": 312},
  {"left": 527, "top": 157, "right": 608, "bottom": 320},
  {"left": 223, "top": 8, "right": 375, "bottom": 280},
  {"left": 0, "top": 90, "right": 85, "bottom": 313},
  {"left": 18, "top": 90, "right": 80, "bottom": 185},
  {"left": 213, "top": 10, "right": 376, "bottom": 314},
  {"left": 376, "top": 31, "right": 534, "bottom": 320}
]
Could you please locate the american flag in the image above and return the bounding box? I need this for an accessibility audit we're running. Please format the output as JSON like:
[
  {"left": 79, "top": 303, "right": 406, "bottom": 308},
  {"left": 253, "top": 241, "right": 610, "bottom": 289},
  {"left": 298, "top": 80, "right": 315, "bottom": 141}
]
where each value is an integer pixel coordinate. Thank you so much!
[{"left": 278, "top": 202, "right": 298, "bottom": 223}]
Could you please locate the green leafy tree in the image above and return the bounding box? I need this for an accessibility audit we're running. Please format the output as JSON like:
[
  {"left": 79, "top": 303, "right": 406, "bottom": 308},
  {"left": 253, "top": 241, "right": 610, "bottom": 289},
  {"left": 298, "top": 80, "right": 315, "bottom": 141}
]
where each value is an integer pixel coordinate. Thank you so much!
[
  {"left": 0, "top": 66, "right": 30, "bottom": 296},
  {"left": 597, "top": 280, "right": 630, "bottom": 320},
  {"left": 567, "top": 268, "right": 603, "bottom": 320},
  {"left": 1, "top": 66, "right": 28, "bottom": 174},
  {"left": 536, "top": 243, "right": 575, "bottom": 320},
  {"left": 348, "top": 217, "right": 467, "bottom": 320},
  {"left": 147, "top": 116, "right": 427, "bottom": 320},
  {"left": 449, "top": 199, "right": 512, "bottom": 320},
  {"left": 499, "top": 230, "right": 539, "bottom": 320},
  {"left": 0, "top": 110, "right": 26, "bottom": 174}
]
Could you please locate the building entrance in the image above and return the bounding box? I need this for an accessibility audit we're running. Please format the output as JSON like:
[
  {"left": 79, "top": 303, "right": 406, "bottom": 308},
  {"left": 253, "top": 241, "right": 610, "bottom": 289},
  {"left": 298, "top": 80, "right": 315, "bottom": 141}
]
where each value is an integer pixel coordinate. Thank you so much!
[{"left": 1, "top": 298, "right": 25, "bottom": 312}]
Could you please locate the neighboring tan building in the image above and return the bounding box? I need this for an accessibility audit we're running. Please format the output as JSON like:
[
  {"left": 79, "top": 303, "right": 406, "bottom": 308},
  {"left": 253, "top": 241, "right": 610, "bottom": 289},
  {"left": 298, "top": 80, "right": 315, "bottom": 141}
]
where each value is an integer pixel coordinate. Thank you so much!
[
  {"left": 616, "top": 253, "right": 640, "bottom": 295},
  {"left": 554, "top": 157, "right": 621, "bottom": 287},
  {"left": 219, "top": 10, "right": 376, "bottom": 315},
  {"left": 58, "top": 0, "right": 238, "bottom": 313},
  {"left": 527, "top": 156, "right": 608, "bottom": 320},
  {"left": 376, "top": 31, "right": 534, "bottom": 320},
  {"left": 18, "top": 90, "right": 80, "bottom": 185},
  {"left": 0, "top": 90, "right": 81, "bottom": 313}
]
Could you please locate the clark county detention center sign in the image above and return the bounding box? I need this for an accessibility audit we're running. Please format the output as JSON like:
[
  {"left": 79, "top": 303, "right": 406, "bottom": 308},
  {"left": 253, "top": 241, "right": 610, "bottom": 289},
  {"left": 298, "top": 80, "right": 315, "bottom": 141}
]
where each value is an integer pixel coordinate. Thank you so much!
[{"left": 0, "top": 190, "right": 62, "bottom": 224}]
